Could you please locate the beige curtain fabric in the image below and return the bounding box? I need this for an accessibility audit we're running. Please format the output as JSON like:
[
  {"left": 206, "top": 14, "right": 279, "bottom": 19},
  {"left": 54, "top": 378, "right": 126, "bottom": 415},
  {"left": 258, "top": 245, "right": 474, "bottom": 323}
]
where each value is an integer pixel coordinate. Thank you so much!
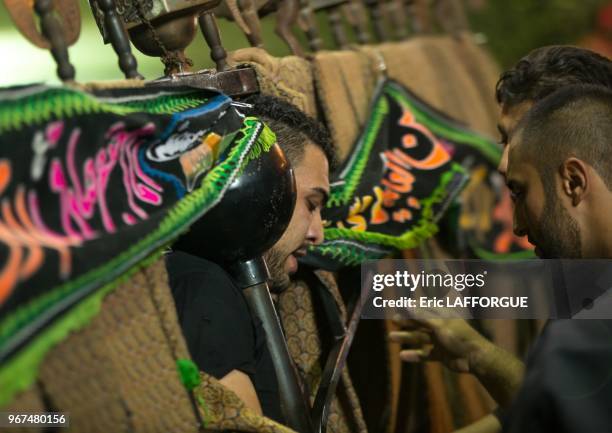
[{"left": 311, "top": 50, "right": 380, "bottom": 161}]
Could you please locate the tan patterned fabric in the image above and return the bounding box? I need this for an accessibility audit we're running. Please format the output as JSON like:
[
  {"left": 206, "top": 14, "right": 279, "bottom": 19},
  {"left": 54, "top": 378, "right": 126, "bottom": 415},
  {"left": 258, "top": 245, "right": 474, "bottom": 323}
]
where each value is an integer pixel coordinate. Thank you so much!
[
  {"left": 228, "top": 48, "right": 317, "bottom": 117},
  {"left": 2, "top": 384, "right": 45, "bottom": 433},
  {"left": 279, "top": 271, "right": 368, "bottom": 433},
  {"left": 33, "top": 258, "right": 201, "bottom": 433},
  {"left": 194, "top": 372, "right": 297, "bottom": 433}
]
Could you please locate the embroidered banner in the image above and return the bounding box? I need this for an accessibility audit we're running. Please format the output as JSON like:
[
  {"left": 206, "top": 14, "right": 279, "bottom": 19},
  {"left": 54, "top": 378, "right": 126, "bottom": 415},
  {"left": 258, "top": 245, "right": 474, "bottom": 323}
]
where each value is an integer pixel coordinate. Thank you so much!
[
  {"left": 0, "top": 85, "right": 275, "bottom": 375},
  {"left": 302, "top": 80, "right": 469, "bottom": 270}
]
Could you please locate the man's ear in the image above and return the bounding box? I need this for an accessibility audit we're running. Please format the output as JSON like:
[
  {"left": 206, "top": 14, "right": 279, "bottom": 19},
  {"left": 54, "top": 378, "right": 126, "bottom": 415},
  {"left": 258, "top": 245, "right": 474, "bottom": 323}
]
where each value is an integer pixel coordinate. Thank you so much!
[{"left": 559, "top": 157, "right": 588, "bottom": 206}]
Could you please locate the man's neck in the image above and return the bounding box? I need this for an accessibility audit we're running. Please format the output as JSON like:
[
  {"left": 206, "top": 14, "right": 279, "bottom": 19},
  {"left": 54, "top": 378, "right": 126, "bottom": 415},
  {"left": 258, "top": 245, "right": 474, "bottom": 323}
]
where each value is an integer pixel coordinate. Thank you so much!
[{"left": 595, "top": 197, "right": 612, "bottom": 259}]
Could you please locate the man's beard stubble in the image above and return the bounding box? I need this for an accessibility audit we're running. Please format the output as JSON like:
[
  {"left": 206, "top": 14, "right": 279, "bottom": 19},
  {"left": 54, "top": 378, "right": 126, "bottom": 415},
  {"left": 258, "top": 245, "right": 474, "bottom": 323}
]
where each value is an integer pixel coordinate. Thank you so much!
[
  {"left": 536, "top": 190, "right": 582, "bottom": 259},
  {"left": 263, "top": 247, "right": 292, "bottom": 292}
]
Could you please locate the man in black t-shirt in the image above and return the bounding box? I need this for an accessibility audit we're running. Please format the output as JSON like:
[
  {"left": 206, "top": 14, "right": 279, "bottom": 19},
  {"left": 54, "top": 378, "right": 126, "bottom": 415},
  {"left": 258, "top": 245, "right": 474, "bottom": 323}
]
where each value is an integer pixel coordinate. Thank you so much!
[
  {"left": 166, "top": 251, "right": 283, "bottom": 420},
  {"left": 167, "top": 95, "right": 336, "bottom": 422}
]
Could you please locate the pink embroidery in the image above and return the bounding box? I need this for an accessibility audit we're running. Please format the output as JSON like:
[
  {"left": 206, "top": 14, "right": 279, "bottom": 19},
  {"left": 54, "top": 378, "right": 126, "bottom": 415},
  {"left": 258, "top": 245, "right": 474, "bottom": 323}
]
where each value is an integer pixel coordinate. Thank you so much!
[
  {"left": 122, "top": 213, "right": 137, "bottom": 225},
  {"left": 45, "top": 121, "right": 64, "bottom": 147},
  {"left": 1, "top": 120, "right": 167, "bottom": 295}
]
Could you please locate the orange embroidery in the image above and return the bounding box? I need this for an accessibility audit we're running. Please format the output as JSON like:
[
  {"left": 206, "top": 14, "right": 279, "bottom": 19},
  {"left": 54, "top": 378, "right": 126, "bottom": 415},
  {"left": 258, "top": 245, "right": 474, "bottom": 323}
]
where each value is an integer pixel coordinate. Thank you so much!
[
  {"left": 370, "top": 186, "right": 389, "bottom": 224},
  {"left": 402, "top": 134, "right": 417, "bottom": 148},
  {"left": 399, "top": 111, "right": 415, "bottom": 126},
  {"left": 392, "top": 208, "right": 412, "bottom": 223},
  {"left": 407, "top": 197, "right": 420, "bottom": 209},
  {"left": 382, "top": 189, "right": 401, "bottom": 207}
]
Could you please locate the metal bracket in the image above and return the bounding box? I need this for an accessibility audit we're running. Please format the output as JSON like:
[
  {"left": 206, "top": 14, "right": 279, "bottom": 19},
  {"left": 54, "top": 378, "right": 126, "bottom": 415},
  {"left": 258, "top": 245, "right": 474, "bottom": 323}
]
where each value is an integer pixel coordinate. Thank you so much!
[{"left": 145, "top": 66, "right": 260, "bottom": 97}]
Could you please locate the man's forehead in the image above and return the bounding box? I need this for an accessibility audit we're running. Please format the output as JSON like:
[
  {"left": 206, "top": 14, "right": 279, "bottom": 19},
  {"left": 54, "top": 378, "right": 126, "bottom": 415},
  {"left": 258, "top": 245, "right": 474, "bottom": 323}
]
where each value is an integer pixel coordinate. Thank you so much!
[
  {"left": 506, "top": 128, "right": 529, "bottom": 173},
  {"left": 506, "top": 136, "right": 541, "bottom": 183},
  {"left": 295, "top": 144, "right": 330, "bottom": 191},
  {"left": 499, "top": 101, "right": 534, "bottom": 134},
  {"left": 507, "top": 132, "right": 524, "bottom": 166}
]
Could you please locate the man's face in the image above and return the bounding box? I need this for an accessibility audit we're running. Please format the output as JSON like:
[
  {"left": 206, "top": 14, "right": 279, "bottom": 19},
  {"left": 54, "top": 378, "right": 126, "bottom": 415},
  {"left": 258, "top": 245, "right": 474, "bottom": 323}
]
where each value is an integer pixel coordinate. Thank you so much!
[
  {"left": 497, "top": 101, "right": 533, "bottom": 177},
  {"left": 265, "top": 144, "right": 330, "bottom": 290},
  {"left": 506, "top": 136, "right": 582, "bottom": 259}
]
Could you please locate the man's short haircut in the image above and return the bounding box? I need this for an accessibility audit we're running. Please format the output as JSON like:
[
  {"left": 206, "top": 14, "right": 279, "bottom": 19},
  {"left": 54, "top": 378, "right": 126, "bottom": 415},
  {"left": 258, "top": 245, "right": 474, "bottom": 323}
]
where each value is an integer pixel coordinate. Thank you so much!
[
  {"left": 240, "top": 94, "right": 337, "bottom": 170},
  {"left": 496, "top": 46, "right": 612, "bottom": 109},
  {"left": 515, "top": 84, "right": 612, "bottom": 191}
]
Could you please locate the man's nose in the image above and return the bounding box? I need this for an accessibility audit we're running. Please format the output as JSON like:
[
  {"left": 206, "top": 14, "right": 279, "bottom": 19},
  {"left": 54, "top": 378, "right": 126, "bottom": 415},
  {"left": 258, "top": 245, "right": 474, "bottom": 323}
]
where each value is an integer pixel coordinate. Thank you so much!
[
  {"left": 307, "top": 210, "right": 325, "bottom": 246},
  {"left": 513, "top": 213, "right": 527, "bottom": 238},
  {"left": 497, "top": 146, "right": 509, "bottom": 177}
]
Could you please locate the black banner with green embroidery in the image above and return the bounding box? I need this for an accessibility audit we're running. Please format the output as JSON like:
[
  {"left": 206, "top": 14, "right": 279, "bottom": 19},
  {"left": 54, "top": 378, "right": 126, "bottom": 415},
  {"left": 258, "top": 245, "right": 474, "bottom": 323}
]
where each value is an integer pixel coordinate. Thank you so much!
[
  {"left": 302, "top": 80, "right": 469, "bottom": 270},
  {"left": 0, "top": 85, "right": 276, "bottom": 405}
]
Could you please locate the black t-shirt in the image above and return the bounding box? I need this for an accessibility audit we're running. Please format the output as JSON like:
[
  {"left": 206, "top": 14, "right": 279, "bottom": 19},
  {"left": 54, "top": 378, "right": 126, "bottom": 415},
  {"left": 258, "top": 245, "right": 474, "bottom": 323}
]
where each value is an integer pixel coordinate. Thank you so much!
[
  {"left": 165, "top": 250, "right": 283, "bottom": 423},
  {"left": 502, "top": 319, "right": 612, "bottom": 433}
]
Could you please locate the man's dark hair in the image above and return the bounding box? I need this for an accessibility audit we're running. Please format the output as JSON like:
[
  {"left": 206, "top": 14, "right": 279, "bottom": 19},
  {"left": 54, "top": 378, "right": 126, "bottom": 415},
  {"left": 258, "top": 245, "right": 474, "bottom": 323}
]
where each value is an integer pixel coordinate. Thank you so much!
[
  {"left": 240, "top": 94, "right": 337, "bottom": 170},
  {"left": 496, "top": 46, "right": 612, "bottom": 109},
  {"left": 515, "top": 84, "right": 612, "bottom": 191}
]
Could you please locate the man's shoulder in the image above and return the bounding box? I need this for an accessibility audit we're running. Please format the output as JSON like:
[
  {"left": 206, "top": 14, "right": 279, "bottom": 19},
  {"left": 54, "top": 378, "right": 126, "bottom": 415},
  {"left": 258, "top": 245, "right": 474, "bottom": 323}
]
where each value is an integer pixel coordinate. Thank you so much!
[
  {"left": 166, "top": 250, "right": 229, "bottom": 280},
  {"left": 534, "top": 320, "right": 612, "bottom": 362},
  {"left": 165, "top": 250, "right": 240, "bottom": 298},
  {"left": 165, "top": 251, "right": 258, "bottom": 381},
  {"left": 527, "top": 319, "right": 612, "bottom": 399},
  {"left": 542, "top": 319, "right": 612, "bottom": 345}
]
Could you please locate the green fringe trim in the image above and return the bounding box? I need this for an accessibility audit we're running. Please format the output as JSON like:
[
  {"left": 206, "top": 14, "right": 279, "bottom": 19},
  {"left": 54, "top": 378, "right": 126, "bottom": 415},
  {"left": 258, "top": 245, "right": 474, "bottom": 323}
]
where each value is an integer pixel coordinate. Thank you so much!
[
  {"left": 322, "top": 220, "right": 438, "bottom": 251},
  {"left": 176, "top": 359, "right": 201, "bottom": 391},
  {"left": 384, "top": 83, "right": 502, "bottom": 165},
  {"left": 316, "top": 163, "right": 467, "bottom": 263},
  {"left": 0, "top": 117, "right": 271, "bottom": 406},
  {"left": 328, "top": 97, "right": 389, "bottom": 208},
  {"left": 313, "top": 242, "right": 390, "bottom": 267},
  {"left": 0, "top": 87, "right": 209, "bottom": 133},
  {"left": 114, "top": 94, "right": 208, "bottom": 114},
  {"left": 239, "top": 120, "right": 276, "bottom": 171},
  {"left": 0, "top": 251, "right": 162, "bottom": 407}
]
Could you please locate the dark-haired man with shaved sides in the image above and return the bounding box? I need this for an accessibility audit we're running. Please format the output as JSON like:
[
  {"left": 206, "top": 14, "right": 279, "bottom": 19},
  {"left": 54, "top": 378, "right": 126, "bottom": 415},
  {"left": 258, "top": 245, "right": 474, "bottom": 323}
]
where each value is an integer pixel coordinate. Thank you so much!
[
  {"left": 506, "top": 86, "right": 612, "bottom": 259},
  {"left": 499, "top": 84, "right": 612, "bottom": 432}
]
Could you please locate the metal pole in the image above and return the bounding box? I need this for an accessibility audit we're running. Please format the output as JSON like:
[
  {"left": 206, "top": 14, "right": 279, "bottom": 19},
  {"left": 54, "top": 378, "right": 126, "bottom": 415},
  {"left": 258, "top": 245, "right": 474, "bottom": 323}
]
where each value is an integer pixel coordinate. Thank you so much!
[{"left": 230, "top": 258, "right": 314, "bottom": 433}]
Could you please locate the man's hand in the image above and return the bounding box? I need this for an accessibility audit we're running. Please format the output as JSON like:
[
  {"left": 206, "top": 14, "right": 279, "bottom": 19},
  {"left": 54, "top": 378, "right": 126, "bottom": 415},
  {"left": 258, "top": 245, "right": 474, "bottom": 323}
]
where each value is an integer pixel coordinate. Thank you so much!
[
  {"left": 389, "top": 317, "right": 525, "bottom": 407},
  {"left": 389, "top": 318, "right": 490, "bottom": 374}
]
